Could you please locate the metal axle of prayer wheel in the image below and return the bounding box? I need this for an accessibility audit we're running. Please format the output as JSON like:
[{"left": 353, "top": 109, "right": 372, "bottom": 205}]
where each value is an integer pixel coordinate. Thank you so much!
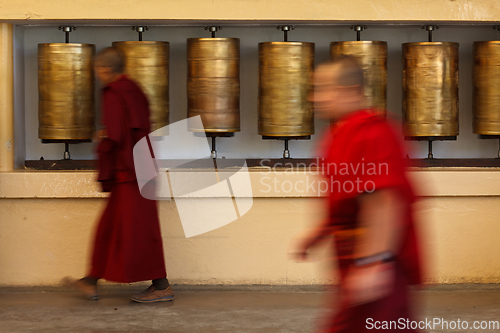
[
  {"left": 403, "top": 25, "right": 459, "bottom": 159},
  {"left": 38, "top": 26, "right": 95, "bottom": 160},
  {"left": 351, "top": 25, "right": 367, "bottom": 42},
  {"left": 473, "top": 26, "right": 500, "bottom": 158},
  {"left": 330, "top": 25, "right": 387, "bottom": 115},
  {"left": 259, "top": 26, "right": 314, "bottom": 159},
  {"left": 113, "top": 26, "right": 170, "bottom": 134},
  {"left": 132, "top": 26, "right": 148, "bottom": 41},
  {"left": 188, "top": 26, "right": 240, "bottom": 159}
]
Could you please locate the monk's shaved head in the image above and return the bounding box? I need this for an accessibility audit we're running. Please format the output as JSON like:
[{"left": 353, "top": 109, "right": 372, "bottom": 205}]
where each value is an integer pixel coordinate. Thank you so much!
[
  {"left": 310, "top": 56, "right": 367, "bottom": 120},
  {"left": 317, "top": 55, "right": 365, "bottom": 90},
  {"left": 96, "top": 47, "right": 124, "bottom": 74}
]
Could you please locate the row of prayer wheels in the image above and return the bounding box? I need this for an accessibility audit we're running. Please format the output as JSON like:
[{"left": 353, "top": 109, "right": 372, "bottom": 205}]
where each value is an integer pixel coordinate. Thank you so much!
[{"left": 37, "top": 39, "right": 500, "bottom": 147}]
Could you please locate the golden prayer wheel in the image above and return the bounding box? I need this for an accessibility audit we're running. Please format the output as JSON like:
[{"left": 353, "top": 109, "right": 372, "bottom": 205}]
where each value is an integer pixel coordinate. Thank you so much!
[
  {"left": 112, "top": 41, "right": 169, "bottom": 132},
  {"left": 330, "top": 41, "right": 387, "bottom": 114},
  {"left": 187, "top": 38, "right": 240, "bottom": 132},
  {"left": 473, "top": 41, "right": 500, "bottom": 135},
  {"left": 402, "top": 42, "right": 459, "bottom": 137},
  {"left": 258, "top": 42, "right": 315, "bottom": 137},
  {"left": 38, "top": 43, "right": 95, "bottom": 141}
]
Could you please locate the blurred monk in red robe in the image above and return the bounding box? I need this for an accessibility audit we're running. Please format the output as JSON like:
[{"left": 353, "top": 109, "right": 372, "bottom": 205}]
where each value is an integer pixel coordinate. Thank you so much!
[
  {"left": 291, "top": 56, "right": 423, "bottom": 332},
  {"left": 66, "top": 47, "right": 173, "bottom": 303}
]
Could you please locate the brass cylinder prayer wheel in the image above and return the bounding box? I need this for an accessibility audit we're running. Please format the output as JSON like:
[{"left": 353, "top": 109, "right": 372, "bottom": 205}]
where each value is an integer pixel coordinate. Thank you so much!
[
  {"left": 402, "top": 42, "right": 459, "bottom": 137},
  {"left": 187, "top": 38, "right": 240, "bottom": 132},
  {"left": 258, "top": 42, "right": 315, "bottom": 137},
  {"left": 330, "top": 41, "right": 387, "bottom": 114},
  {"left": 473, "top": 41, "right": 500, "bottom": 135},
  {"left": 38, "top": 43, "right": 95, "bottom": 141},
  {"left": 112, "top": 41, "right": 169, "bottom": 132}
]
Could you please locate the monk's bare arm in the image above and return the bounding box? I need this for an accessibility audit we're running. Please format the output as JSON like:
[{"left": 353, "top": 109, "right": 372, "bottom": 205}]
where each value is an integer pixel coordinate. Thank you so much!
[
  {"left": 290, "top": 199, "right": 334, "bottom": 261},
  {"left": 354, "top": 188, "right": 404, "bottom": 260},
  {"left": 342, "top": 188, "right": 404, "bottom": 305}
]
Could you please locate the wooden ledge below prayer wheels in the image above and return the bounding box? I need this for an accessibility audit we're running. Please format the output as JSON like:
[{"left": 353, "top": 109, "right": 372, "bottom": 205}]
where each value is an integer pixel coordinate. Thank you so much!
[{"left": 24, "top": 158, "right": 500, "bottom": 171}]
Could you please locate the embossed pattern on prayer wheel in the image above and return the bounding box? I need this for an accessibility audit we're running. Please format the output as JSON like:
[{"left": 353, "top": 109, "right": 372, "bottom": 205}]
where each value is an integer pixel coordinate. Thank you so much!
[
  {"left": 187, "top": 38, "right": 240, "bottom": 132},
  {"left": 113, "top": 41, "right": 169, "bottom": 132},
  {"left": 330, "top": 41, "right": 387, "bottom": 114},
  {"left": 473, "top": 41, "right": 500, "bottom": 135},
  {"left": 258, "top": 42, "right": 315, "bottom": 137},
  {"left": 38, "top": 43, "right": 95, "bottom": 141},
  {"left": 402, "top": 42, "right": 459, "bottom": 137}
]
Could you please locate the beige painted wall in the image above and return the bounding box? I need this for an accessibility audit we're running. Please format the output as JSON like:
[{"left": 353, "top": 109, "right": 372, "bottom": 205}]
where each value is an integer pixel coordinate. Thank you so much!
[
  {"left": 1, "top": 0, "right": 499, "bottom": 22},
  {"left": 2, "top": 0, "right": 500, "bottom": 287},
  {"left": 415, "top": 197, "right": 500, "bottom": 284},
  {"left": 2, "top": 194, "right": 500, "bottom": 286},
  {"left": 1, "top": 170, "right": 500, "bottom": 286},
  {"left": 0, "top": 197, "right": 333, "bottom": 286}
]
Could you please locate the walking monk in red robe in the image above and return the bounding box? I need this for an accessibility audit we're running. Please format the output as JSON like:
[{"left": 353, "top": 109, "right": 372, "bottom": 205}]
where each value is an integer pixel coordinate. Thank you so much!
[
  {"left": 291, "top": 56, "right": 423, "bottom": 332},
  {"left": 66, "top": 47, "right": 173, "bottom": 303}
]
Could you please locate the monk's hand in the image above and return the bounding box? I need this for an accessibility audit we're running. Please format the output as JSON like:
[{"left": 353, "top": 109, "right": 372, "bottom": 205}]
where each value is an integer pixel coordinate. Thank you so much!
[
  {"left": 343, "top": 262, "right": 395, "bottom": 306},
  {"left": 288, "top": 234, "right": 313, "bottom": 262},
  {"left": 93, "top": 129, "right": 108, "bottom": 143}
]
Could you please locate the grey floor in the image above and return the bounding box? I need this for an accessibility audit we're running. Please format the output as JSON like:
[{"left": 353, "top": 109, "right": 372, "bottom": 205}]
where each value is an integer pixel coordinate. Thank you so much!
[{"left": 1, "top": 285, "right": 500, "bottom": 332}]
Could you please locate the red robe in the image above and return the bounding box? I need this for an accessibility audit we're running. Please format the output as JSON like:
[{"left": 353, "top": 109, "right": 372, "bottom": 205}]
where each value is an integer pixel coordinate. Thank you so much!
[
  {"left": 91, "top": 75, "right": 167, "bottom": 283},
  {"left": 317, "top": 109, "right": 422, "bottom": 333}
]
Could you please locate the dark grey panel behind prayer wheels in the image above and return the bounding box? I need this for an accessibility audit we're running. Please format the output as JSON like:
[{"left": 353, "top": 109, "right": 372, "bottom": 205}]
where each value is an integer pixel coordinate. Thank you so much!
[
  {"left": 258, "top": 42, "right": 315, "bottom": 137},
  {"left": 38, "top": 43, "right": 95, "bottom": 141},
  {"left": 330, "top": 41, "right": 387, "bottom": 115},
  {"left": 187, "top": 38, "right": 240, "bottom": 132},
  {"left": 113, "top": 41, "right": 170, "bottom": 132},
  {"left": 402, "top": 42, "right": 459, "bottom": 137},
  {"left": 473, "top": 41, "right": 500, "bottom": 135}
]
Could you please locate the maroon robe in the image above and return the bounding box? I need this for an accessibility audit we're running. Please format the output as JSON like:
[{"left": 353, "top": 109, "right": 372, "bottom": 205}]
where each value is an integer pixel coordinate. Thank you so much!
[
  {"left": 90, "top": 75, "right": 167, "bottom": 283},
  {"left": 316, "top": 109, "right": 422, "bottom": 333}
]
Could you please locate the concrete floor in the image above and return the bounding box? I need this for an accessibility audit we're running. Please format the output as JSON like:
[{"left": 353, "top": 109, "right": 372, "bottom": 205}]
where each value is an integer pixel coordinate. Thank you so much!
[{"left": 1, "top": 285, "right": 500, "bottom": 332}]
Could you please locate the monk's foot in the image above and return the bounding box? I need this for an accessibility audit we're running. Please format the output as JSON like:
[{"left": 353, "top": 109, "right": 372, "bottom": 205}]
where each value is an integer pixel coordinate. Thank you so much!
[
  {"left": 131, "top": 285, "right": 174, "bottom": 303},
  {"left": 62, "top": 276, "right": 99, "bottom": 300}
]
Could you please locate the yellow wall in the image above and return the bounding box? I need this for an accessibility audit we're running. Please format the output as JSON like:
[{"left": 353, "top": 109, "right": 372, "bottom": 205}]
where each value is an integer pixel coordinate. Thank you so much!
[
  {"left": 1, "top": 170, "right": 500, "bottom": 286},
  {"left": 1, "top": 0, "right": 499, "bottom": 22},
  {"left": 0, "top": 197, "right": 331, "bottom": 286},
  {"left": 2, "top": 0, "right": 500, "bottom": 287},
  {"left": 0, "top": 23, "right": 13, "bottom": 171},
  {"left": 416, "top": 197, "right": 500, "bottom": 284}
]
